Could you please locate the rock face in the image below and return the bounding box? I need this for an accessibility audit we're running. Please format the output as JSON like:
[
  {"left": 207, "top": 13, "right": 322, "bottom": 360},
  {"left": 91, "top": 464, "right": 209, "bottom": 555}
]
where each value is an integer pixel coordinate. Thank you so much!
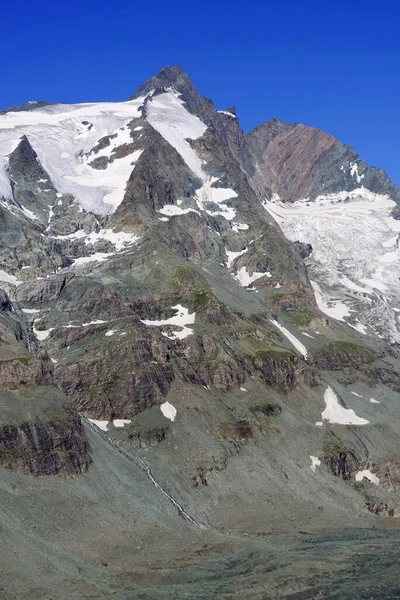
[
  {"left": 0, "top": 387, "right": 90, "bottom": 476},
  {"left": 0, "top": 288, "right": 91, "bottom": 476},
  {"left": 247, "top": 120, "right": 400, "bottom": 205}
]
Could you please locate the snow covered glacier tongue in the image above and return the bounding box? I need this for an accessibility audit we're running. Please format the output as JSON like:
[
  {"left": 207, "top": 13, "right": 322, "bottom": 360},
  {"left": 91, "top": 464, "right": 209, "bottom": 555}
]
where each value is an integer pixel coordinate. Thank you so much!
[{"left": 265, "top": 189, "right": 400, "bottom": 343}]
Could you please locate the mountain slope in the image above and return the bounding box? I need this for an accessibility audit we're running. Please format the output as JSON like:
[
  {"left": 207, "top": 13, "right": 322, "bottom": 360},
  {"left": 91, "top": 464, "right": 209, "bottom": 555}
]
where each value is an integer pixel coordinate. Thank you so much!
[{"left": 1, "top": 65, "right": 400, "bottom": 598}]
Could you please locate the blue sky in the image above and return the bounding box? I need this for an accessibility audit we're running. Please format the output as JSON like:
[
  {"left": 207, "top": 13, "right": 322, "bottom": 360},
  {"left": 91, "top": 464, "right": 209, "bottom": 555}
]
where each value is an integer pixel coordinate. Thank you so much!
[{"left": 2, "top": 0, "right": 399, "bottom": 184}]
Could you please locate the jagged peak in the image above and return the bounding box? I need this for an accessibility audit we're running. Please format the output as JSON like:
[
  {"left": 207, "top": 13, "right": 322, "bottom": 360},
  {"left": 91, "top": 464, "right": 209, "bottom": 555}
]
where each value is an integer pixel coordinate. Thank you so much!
[{"left": 129, "top": 64, "right": 195, "bottom": 100}]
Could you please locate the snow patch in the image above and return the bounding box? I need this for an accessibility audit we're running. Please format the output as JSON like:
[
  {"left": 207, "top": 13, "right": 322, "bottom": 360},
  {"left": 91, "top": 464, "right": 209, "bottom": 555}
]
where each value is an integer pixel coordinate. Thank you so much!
[
  {"left": 355, "top": 469, "right": 379, "bottom": 485},
  {"left": 0, "top": 269, "right": 22, "bottom": 285},
  {"left": 310, "top": 456, "right": 321, "bottom": 472},
  {"left": 369, "top": 397, "right": 380, "bottom": 404},
  {"left": 269, "top": 319, "right": 308, "bottom": 357},
  {"left": 226, "top": 247, "right": 247, "bottom": 268},
  {"left": 105, "top": 330, "right": 116, "bottom": 337},
  {"left": 88, "top": 419, "right": 109, "bottom": 431},
  {"left": 141, "top": 304, "right": 195, "bottom": 340},
  {"left": 321, "top": 386, "right": 369, "bottom": 425},
  {"left": 301, "top": 332, "right": 315, "bottom": 339},
  {"left": 349, "top": 162, "right": 365, "bottom": 184},
  {"left": 146, "top": 92, "right": 207, "bottom": 179},
  {"left": 113, "top": 419, "right": 131, "bottom": 428},
  {"left": 235, "top": 266, "right": 271, "bottom": 287},
  {"left": 160, "top": 401, "right": 177, "bottom": 422},
  {"left": 158, "top": 204, "right": 200, "bottom": 217},
  {"left": 33, "top": 319, "right": 54, "bottom": 341},
  {"left": 80, "top": 319, "right": 107, "bottom": 327},
  {"left": 232, "top": 222, "right": 249, "bottom": 233},
  {"left": 217, "top": 110, "right": 237, "bottom": 118}
]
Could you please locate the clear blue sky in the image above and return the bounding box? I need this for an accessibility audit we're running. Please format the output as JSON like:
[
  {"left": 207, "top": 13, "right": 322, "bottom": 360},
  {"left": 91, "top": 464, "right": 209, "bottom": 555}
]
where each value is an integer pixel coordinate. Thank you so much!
[{"left": 2, "top": 0, "right": 399, "bottom": 185}]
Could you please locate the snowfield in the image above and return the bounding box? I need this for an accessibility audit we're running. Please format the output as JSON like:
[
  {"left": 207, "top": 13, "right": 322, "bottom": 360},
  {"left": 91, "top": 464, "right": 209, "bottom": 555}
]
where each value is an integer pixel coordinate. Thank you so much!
[
  {"left": 0, "top": 89, "right": 240, "bottom": 226},
  {"left": 265, "top": 190, "right": 400, "bottom": 342},
  {"left": 0, "top": 96, "right": 149, "bottom": 214}
]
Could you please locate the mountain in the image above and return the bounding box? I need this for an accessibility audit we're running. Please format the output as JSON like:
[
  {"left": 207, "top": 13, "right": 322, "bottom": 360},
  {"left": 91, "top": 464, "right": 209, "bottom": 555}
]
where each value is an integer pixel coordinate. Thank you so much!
[{"left": 1, "top": 65, "right": 400, "bottom": 599}]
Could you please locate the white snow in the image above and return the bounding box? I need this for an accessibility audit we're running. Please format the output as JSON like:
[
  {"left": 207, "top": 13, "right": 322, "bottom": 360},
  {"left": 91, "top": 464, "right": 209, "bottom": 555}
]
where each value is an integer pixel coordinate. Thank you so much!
[
  {"left": 146, "top": 91, "right": 207, "bottom": 179},
  {"left": 235, "top": 266, "right": 271, "bottom": 287},
  {"left": 232, "top": 222, "right": 249, "bottom": 233},
  {"left": 355, "top": 469, "right": 379, "bottom": 485},
  {"left": 33, "top": 319, "right": 54, "bottom": 341},
  {"left": 321, "top": 386, "right": 369, "bottom": 425},
  {"left": 45, "top": 204, "right": 54, "bottom": 232},
  {"left": 217, "top": 110, "right": 237, "bottom": 118},
  {"left": 140, "top": 304, "right": 196, "bottom": 340},
  {"left": 105, "top": 330, "right": 116, "bottom": 337},
  {"left": 70, "top": 253, "right": 111, "bottom": 267},
  {"left": 160, "top": 401, "right": 177, "bottom": 421},
  {"left": 240, "top": 387, "right": 247, "bottom": 392},
  {"left": 21, "top": 308, "right": 40, "bottom": 314},
  {"left": 310, "top": 456, "right": 321, "bottom": 472},
  {"left": 50, "top": 358, "right": 58, "bottom": 364},
  {"left": 0, "top": 269, "right": 22, "bottom": 286},
  {"left": 0, "top": 95, "right": 150, "bottom": 214},
  {"left": 88, "top": 419, "right": 109, "bottom": 431},
  {"left": 195, "top": 179, "right": 238, "bottom": 221},
  {"left": 301, "top": 332, "right": 315, "bottom": 339},
  {"left": 158, "top": 216, "right": 169, "bottom": 222},
  {"left": 274, "top": 283, "right": 282, "bottom": 289},
  {"left": 226, "top": 247, "right": 247, "bottom": 268},
  {"left": 82, "top": 319, "right": 107, "bottom": 327},
  {"left": 348, "top": 320, "right": 368, "bottom": 335},
  {"left": 65, "top": 147, "right": 143, "bottom": 213},
  {"left": 351, "top": 391, "right": 363, "bottom": 398},
  {"left": 310, "top": 280, "right": 352, "bottom": 321},
  {"left": 265, "top": 190, "right": 400, "bottom": 343},
  {"left": 269, "top": 319, "right": 308, "bottom": 357},
  {"left": 349, "top": 162, "right": 365, "bottom": 184},
  {"left": 369, "top": 397, "right": 380, "bottom": 404},
  {"left": 158, "top": 204, "right": 200, "bottom": 217},
  {"left": 113, "top": 419, "right": 131, "bottom": 428}
]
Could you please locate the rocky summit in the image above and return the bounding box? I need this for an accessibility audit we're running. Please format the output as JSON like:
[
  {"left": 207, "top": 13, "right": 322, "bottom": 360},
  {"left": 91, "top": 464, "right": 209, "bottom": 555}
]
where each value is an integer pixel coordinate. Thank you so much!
[{"left": 1, "top": 65, "right": 400, "bottom": 599}]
